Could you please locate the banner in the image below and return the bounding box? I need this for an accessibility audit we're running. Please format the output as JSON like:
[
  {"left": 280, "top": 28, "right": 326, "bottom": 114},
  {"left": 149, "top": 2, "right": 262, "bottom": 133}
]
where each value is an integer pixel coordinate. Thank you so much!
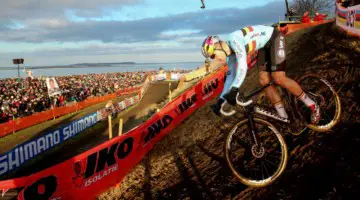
[
  {"left": 0, "top": 66, "right": 227, "bottom": 200},
  {"left": 46, "top": 77, "right": 62, "bottom": 97},
  {"left": 155, "top": 73, "right": 167, "bottom": 81},
  {"left": 335, "top": 3, "right": 360, "bottom": 36},
  {"left": 97, "top": 95, "right": 141, "bottom": 121},
  {"left": 0, "top": 113, "right": 99, "bottom": 177},
  {"left": 0, "top": 87, "right": 141, "bottom": 138}
]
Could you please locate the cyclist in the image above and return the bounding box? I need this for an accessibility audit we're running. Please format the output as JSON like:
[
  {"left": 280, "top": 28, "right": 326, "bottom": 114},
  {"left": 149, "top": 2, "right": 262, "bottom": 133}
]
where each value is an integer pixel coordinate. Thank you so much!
[{"left": 202, "top": 24, "right": 321, "bottom": 124}]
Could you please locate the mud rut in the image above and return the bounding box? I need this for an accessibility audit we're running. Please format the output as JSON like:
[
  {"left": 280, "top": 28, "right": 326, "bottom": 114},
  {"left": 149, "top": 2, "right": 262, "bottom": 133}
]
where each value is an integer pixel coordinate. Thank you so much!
[{"left": 98, "top": 22, "right": 360, "bottom": 200}]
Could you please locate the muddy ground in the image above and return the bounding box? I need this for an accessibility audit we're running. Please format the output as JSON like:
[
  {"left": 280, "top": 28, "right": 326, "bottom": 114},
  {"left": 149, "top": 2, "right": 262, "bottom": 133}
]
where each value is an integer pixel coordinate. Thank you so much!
[{"left": 99, "top": 22, "right": 360, "bottom": 200}]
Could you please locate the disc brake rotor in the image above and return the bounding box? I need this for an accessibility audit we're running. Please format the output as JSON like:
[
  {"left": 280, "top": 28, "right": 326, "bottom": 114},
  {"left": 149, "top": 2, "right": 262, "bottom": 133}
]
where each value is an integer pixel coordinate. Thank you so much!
[{"left": 251, "top": 144, "right": 265, "bottom": 158}]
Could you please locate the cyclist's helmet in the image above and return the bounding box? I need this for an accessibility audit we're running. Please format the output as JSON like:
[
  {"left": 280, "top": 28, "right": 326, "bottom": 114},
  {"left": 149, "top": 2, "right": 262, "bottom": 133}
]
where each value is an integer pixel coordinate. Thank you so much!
[{"left": 201, "top": 36, "right": 220, "bottom": 59}]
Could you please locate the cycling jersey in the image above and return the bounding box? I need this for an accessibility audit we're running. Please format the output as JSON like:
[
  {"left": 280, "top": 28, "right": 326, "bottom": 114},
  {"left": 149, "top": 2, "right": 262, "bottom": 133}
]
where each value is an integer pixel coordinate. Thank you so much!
[{"left": 220, "top": 25, "right": 284, "bottom": 100}]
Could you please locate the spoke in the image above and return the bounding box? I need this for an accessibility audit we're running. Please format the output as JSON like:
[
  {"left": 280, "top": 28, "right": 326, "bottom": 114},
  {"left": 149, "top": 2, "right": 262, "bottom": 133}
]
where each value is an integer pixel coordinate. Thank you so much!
[
  {"left": 262, "top": 160, "right": 271, "bottom": 178},
  {"left": 264, "top": 158, "right": 278, "bottom": 167},
  {"left": 261, "top": 161, "right": 265, "bottom": 181}
]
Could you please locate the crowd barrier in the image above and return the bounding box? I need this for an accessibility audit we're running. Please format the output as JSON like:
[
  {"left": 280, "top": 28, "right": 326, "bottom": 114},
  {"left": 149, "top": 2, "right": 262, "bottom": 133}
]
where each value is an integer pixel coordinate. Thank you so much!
[
  {"left": 0, "top": 71, "right": 185, "bottom": 177},
  {"left": 284, "top": 19, "right": 335, "bottom": 35},
  {"left": 0, "top": 71, "right": 185, "bottom": 138},
  {"left": 0, "top": 66, "right": 228, "bottom": 200},
  {"left": 0, "top": 87, "right": 142, "bottom": 138},
  {"left": 335, "top": 2, "right": 360, "bottom": 37}
]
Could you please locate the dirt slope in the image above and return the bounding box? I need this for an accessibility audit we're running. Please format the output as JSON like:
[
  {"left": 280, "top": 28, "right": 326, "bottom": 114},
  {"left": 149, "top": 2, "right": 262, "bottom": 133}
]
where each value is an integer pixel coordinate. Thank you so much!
[{"left": 99, "top": 22, "right": 360, "bottom": 200}]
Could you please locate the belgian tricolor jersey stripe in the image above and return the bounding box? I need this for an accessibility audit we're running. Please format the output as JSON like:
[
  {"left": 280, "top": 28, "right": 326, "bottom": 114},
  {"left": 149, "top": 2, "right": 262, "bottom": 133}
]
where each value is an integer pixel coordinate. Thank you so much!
[
  {"left": 240, "top": 26, "right": 254, "bottom": 36},
  {"left": 245, "top": 40, "right": 257, "bottom": 54}
]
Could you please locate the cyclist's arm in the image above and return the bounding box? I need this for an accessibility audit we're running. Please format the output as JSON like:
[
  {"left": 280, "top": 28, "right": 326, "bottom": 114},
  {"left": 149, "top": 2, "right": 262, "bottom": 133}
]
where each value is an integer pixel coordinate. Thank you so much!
[{"left": 230, "top": 39, "right": 248, "bottom": 88}]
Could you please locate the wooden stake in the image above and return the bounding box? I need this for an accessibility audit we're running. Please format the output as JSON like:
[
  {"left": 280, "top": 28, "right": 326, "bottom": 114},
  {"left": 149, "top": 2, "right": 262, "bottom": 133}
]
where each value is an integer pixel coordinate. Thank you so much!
[
  {"left": 169, "top": 82, "right": 172, "bottom": 101},
  {"left": 118, "top": 118, "right": 123, "bottom": 136},
  {"left": 108, "top": 115, "right": 112, "bottom": 139}
]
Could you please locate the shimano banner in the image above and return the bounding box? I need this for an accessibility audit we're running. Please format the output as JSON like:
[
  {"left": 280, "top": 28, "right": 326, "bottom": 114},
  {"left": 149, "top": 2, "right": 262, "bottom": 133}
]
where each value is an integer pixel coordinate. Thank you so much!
[{"left": 0, "top": 113, "right": 99, "bottom": 177}]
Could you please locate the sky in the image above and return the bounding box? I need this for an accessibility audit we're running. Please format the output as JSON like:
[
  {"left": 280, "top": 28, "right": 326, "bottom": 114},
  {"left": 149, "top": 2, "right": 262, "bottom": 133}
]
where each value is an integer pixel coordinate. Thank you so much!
[{"left": 0, "top": 0, "right": 287, "bottom": 67}]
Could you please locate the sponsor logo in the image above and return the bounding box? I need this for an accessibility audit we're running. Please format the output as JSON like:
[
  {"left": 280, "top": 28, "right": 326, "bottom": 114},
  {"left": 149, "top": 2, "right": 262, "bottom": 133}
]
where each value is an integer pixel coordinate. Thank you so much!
[
  {"left": 176, "top": 94, "right": 197, "bottom": 114},
  {"left": 250, "top": 33, "right": 260, "bottom": 39},
  {"left": 83, "top": 137, "right": 133, "bottom": 180},
  {"left": 143, "top": 115, "right": 174, "bottom": 144},
  {"left": 261, "top": 31, "right": 266, "bottom": 36},
  {"left": 0, "top": 113, "right": 98, "bottom": 176},
  {"left": 279, "top": 40, "right": 284, "bottom": 49},
  {"left": 201, "top": 78, "right": 219, "bottom": 100},
  {"left": 21, "top": 176, "right": 58, "bottom": 200},
  {"left": 84, "top": 164, "right": 118, "bottom": 187},
  {"left": 277, "top": 49, "right": 285, "bottom": 58},
  {"left": 232, "top": 40, "right": 243, "bottom": 57}
]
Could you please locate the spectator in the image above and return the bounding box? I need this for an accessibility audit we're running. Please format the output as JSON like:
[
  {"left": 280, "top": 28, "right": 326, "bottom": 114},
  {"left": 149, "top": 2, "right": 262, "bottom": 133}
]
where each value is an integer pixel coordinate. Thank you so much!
[
  {"left": 301, "top": 11, "right": 311, "bottom": 23},
  {"left": 313, "top": 13, "right": 328, "bottom": 22}
]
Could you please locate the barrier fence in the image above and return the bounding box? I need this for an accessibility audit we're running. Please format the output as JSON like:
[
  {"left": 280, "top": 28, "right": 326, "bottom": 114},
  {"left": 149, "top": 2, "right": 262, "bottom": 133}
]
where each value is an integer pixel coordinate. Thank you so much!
[
  {"left": 0, "top": 71, "right": 186, "bottom": 178},
  {"left": 335, "top": 2, "right": 360, "bottom": 37},
  {"left": 0, "top": 86, "right": 142, "bottom": 138},
  {"left": 0, "top": 72, "right": 186, "bottom": 138},
  {"left": 0, "top": 66, "right": 227, "bottom": 200}
]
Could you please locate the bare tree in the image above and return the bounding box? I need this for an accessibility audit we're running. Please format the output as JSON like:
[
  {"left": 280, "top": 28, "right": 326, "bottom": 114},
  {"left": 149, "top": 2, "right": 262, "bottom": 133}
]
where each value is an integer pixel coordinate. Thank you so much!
[{"left": 290, "top": 0, "right": 334, "bottom": 15}]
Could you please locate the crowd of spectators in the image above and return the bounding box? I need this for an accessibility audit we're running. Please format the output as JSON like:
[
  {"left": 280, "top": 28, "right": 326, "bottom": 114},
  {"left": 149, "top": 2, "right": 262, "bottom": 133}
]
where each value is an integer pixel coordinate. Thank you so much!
[
  {"left": 0, "top": 68, "right": 192, "bottom": 124},
  {"left": 0, "top": 72, "right": 148, "bottom": 123}
]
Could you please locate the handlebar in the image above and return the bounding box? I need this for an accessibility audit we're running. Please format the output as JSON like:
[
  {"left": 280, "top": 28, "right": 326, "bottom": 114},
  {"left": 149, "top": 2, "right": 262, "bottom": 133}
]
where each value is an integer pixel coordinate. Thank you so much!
[{"left": 236, "top": 93, "right": 253, "bottom": 106}]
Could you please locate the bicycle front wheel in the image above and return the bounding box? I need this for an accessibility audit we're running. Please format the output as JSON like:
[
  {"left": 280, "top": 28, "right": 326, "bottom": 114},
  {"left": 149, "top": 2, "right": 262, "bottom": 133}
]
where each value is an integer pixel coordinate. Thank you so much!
[
  {"left": 293, "top": 74, "right": 342, "bottom": 132},
  {"left": 225, "top": 118, "right": 288, "bottom": 187}
]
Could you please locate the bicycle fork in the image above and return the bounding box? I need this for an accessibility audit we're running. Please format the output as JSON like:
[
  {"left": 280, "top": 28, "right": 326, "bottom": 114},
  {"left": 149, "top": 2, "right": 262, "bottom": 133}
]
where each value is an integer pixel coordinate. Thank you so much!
[{"left": 245, "top": 105, "right": 260, "bottom": 147}]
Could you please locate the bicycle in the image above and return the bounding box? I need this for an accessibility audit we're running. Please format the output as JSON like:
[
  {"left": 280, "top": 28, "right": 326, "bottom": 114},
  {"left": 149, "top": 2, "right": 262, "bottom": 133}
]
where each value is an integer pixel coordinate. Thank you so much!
[{"left": 219, "top": 73, "right": 341, "bottom": 187}]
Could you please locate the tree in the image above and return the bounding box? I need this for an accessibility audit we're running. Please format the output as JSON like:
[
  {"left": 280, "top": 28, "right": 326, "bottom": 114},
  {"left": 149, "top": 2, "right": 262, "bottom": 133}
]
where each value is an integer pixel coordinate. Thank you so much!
[{"left": 290, "top": 0, "right": 334, "bottom": 15}]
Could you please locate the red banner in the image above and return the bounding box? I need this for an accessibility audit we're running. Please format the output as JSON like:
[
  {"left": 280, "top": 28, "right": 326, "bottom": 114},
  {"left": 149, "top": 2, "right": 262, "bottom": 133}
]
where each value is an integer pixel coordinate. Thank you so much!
[{"left": 0, "top": 66, "right": 227, "bottom": 200}]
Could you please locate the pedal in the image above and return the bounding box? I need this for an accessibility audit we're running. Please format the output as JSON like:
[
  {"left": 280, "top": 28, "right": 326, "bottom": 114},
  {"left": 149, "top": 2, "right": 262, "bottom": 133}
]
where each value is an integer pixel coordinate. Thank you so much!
[{"left": 254, "top": 107, "right": 290, "bottom": 123}]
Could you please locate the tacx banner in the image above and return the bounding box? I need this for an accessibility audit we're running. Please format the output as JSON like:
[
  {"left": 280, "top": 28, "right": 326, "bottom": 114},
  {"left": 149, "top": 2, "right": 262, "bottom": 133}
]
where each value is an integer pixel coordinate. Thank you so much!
[
  {"left": 0, "top": 66, "right": 227, "bottom": 200},
  {"left": 0, "top": 113, "right": 98, "bottom": 177},
  {"left": 336, "top": 3, "right": 360, "bottom": 36}
]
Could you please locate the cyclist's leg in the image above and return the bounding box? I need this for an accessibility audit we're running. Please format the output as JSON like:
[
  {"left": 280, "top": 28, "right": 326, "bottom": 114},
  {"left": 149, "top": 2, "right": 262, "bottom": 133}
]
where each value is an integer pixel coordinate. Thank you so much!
[
  {"left": 258, "top": 36, "right": 288, "bottom": 119},
  {"left": 269, "top": 29, "right": 320, "bottom": 123}
]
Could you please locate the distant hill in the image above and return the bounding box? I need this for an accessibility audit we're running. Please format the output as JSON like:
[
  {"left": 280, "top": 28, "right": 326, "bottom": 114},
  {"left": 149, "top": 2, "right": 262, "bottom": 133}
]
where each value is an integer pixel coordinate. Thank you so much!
[{"left": 71, "top": 62, "right": 136, "bottom": 66}]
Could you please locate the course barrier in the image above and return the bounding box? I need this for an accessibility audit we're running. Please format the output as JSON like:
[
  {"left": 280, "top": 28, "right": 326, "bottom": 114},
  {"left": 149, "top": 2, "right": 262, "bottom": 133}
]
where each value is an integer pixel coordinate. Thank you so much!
[
  {"left": 0, "top": 86, "right": 141, "bottom": 138},
  {"left": 0, "top": 113, "right": 99, "bottom": 177},
  {"left": 284, "top": 19, "right": 334, "bottom": 35},
  {"left": 335, "top": 2, "right": 360, "bottom": 37},
  {"left": 0, "top": 66, "right": 228, "bottom": 200},
  {"left": 0, "top": 72, "right": 187, "bottom": 139},
  {"left": 0, "top": 71, "right": 186, "bottom": 177}
]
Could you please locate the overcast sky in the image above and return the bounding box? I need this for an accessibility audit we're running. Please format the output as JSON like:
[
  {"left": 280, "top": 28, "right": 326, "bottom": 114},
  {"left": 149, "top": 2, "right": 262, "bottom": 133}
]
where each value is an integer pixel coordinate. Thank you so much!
[{"left": 0, "top": 0, "right": 286, "bottom": 66}]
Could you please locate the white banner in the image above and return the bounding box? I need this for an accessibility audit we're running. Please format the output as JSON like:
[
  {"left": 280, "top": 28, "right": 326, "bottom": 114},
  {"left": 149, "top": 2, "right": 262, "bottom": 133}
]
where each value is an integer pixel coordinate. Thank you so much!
[{"left": 336, "top": 3, "right": 360, "bottom": 36}]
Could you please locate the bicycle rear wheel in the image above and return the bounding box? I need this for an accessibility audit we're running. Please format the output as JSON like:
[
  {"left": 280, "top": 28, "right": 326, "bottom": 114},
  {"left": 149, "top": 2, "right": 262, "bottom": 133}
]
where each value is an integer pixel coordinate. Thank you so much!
[
  {"left": 225, "top": 118, "right": 288, "bottom": 187},
  {"left": 292, "top": 74, "right": 341, "bottom": 132}
]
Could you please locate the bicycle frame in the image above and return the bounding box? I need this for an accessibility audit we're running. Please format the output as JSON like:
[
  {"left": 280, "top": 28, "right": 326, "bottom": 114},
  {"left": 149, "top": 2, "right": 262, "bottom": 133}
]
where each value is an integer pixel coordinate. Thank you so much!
[{"left": 220, "top": 80, "right": 292, "bottom": 124}]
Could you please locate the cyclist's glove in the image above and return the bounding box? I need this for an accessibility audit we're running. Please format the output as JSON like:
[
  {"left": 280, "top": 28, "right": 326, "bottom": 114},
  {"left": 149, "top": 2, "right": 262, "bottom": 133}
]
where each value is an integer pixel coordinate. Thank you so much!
[
  {"left": 210, "top": 98, "right": 225, "bottom": 116},
  {"left": 224, "top": 87, "right": 238, "bottom": 106}
]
